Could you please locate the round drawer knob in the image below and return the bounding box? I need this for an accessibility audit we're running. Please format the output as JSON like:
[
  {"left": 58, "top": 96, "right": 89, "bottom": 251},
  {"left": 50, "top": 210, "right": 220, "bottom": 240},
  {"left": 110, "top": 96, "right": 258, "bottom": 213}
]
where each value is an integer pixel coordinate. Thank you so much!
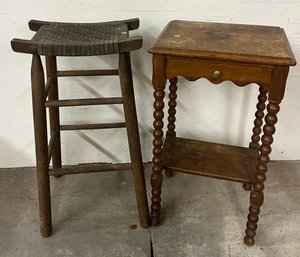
[{"left": 212, "top": 70, "right": 221, "bottom": 80}]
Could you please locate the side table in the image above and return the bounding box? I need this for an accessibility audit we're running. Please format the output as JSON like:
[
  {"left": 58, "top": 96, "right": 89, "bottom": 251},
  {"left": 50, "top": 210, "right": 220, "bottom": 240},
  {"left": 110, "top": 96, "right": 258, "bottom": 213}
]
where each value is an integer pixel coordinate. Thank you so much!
[{"left": 148, "top": 20, "right": 296, "bottom": 246}]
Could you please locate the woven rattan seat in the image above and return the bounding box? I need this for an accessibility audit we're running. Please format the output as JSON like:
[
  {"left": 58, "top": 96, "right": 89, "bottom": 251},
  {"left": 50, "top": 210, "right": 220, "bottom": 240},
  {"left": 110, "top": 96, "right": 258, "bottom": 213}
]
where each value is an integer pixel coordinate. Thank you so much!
[{"left": 11, "top": 18, "right": 142, "bottom": 56}]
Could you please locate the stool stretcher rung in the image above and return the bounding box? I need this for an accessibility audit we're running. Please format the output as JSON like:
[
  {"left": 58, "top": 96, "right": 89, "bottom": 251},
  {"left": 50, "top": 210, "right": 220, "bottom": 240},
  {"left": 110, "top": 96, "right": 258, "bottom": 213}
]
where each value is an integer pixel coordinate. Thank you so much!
[
  {"left": 60, "top": 122, "right": 126, "bottom": 130},
  {"left": 45, "top": 77, "right": 54, "bottom": 98},
  {"left": 56, "top": 69, "right": 119, "bottom": 77},
  {"left": 45, "top": 97, "right": 123, "bottom": 107},
  {"left": 49, "top": 162, "right": 132, "bottom": 176},
  {"left": 48, "top": 132, "right": 57, "bottom": 165}
]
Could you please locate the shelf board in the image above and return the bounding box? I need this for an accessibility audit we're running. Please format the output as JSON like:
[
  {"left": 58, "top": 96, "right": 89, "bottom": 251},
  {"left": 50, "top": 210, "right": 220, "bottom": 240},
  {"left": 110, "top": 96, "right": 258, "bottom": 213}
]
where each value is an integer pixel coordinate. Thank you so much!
[{"left": 162, "top": 137, "right": 258, "bottom": 183}]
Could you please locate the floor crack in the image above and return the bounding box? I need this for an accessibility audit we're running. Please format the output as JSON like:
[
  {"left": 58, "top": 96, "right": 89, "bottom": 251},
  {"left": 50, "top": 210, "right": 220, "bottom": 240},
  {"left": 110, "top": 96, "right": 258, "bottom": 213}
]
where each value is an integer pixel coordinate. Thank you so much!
[{"left": 150, "top": 230, "right": 154, "bottom": 257}]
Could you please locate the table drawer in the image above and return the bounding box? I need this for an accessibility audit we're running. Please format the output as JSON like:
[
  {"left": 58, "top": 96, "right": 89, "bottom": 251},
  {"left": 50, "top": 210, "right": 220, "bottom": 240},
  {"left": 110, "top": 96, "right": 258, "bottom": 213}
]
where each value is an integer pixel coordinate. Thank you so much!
[{"left": 166, "top": 57, "right": 273, "bottom": 87}]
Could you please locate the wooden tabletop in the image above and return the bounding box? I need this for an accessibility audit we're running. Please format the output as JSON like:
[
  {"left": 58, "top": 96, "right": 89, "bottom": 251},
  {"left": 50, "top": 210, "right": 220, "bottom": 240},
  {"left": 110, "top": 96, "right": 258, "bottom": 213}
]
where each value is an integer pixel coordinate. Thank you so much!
[{"left": 149, "top": 20, "right": 296, "bottom": 66}]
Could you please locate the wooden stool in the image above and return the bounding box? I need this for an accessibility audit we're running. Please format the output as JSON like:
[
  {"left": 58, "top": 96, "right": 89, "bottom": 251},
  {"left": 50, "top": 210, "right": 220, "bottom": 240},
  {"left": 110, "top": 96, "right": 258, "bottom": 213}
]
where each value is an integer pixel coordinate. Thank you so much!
[
  {"left": 11, "top": 18, "right": 150, "bottom": 237},
  {"left": 148, "top": 20, "right": 296, "bottom": 246}
]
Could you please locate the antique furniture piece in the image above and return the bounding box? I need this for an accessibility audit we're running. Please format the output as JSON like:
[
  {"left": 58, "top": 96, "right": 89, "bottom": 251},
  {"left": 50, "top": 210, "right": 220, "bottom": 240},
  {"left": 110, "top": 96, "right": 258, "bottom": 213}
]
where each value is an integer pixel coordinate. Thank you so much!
[
  {"left": 148, "top": 20, "right": 296, "bottom": 246},
  {"left": 11, "top": 18, "right": 150, "bottom": 237}
]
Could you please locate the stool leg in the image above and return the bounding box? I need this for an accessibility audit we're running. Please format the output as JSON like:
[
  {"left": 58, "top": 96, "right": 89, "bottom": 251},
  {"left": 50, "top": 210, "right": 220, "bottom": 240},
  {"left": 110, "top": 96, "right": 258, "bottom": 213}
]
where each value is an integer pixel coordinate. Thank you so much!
[
  {"left": 31, "top": 55, "right": 52, "bottom": 237},
  {"left": 118, "top": 52, "right": 150, "bottom": 228},
  {"left": 244, "top": 100, "right": 280, "bottom": 246},
  {"left": 46, "top": 56, "right": 62, "bottom": 173},
  {"left": 165, "top": 77, "right": 178, "bottom": 177}
]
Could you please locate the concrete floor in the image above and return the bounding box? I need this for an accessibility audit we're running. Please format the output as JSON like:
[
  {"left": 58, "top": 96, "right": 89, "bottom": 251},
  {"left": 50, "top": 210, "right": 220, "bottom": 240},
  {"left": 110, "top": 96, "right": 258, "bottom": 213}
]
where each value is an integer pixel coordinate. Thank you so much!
[{"left": 0, "top": 161, "right": 299, "bottom": 257}]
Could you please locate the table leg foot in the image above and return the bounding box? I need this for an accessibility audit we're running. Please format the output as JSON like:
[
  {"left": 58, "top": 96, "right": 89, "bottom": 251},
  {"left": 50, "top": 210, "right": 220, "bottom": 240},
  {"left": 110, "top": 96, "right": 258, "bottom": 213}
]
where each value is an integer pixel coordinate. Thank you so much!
[
  {"left": 244, "top": 235, "right": 255, "bottom": 246},
  {"left": 151, "top": 217, "right": 161, "bottom": 226},
  {"left": 165, "top": 169, "right": 173, "bottom": 177},
  {"left": 243, "top": 183, "right": 252, "bottom": 191}
]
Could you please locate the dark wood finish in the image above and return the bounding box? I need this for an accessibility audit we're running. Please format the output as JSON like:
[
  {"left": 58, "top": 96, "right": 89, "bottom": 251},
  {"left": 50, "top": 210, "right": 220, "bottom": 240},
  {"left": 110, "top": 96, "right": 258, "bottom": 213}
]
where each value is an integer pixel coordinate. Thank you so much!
[
  {"left": 119, "top": 52, "right": 150, "bottom": 228},
  {"left": 163, "top": 137, "right": 258, "bottom": 183},
  {"left": 49, "top": 162, "right": 132, "bottom": 176},
  {"left": 45, "top": 97, "right": 123, "bottom": 107},
  {"left": 166, "top": 78, "right": 178, "bottom": 137},
  {"left": 60, "top": 122, "right": 126, "bottom": 130},
  {"left": 45, "top": 77, "right": 54, "bottom": 98},
  {"left": 56, "top": 69, "right": 119, "bottom": 77},
  {"left": 47, "top": 132, "right": 57, "bottom": 165},
  {"left": 28, "top": 18, "right": 140, "bottom": 32},
  {"left": 249, "top": 87, "right": 269, "bottom": 149},
  {"left": 149, "top": 20, "right": 296, "bottom": 245},
  {"left": 46, "top": 56, "right": 62, "bottom": 172},
  {"left": 31, "top": 55, "right": 52, "bottom": 237},
  {"left": 165, "top": 77, "right": 178, "bottom": 177},
  {"left": 11, "top": 18, "right": 150, "bottom": 236},
  {"left": 149, "top": 20, "right": 296, "bottom": 66},
  {"left": 10, "top": 39, "right": 38, "bottom": 55},
  {"left": 245, "top": 100, "right": 282, "bottom": 246},
  {"left": 243, "top": 183, "right": 252, "bottom": 191},
  {"left": 244, "top": 66, "right": 289, "bottom": 246},
  {"left": 150, "top": 55, "right": 166, "bottom": 226},
  {"left": 244, "top": 86, "right": 269, "bottom": 192},
  {"left": 28, "top": 20, "right": 52, "bottom": 31},
  {"left": 166, "top": 57, "right": 272, "bottom": 88}
]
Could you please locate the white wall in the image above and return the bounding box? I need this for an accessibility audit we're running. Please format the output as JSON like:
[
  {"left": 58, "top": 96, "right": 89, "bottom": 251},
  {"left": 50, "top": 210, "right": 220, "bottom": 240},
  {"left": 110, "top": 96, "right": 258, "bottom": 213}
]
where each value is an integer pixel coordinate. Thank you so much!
[{"left": 1, "top": 0, "right": 300, "bottom": 168}]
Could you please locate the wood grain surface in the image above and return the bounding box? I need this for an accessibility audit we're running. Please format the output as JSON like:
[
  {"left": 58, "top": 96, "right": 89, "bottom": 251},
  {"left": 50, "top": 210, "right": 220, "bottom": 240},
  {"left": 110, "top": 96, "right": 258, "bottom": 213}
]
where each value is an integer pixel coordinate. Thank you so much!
[{"left": 149, "top": 20, "right": 296, "bottom": 66}]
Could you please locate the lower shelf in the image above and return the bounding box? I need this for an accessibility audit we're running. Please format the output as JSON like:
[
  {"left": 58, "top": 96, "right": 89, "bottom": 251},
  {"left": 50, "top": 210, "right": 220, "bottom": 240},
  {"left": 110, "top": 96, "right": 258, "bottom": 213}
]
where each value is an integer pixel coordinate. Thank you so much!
[{"left": 162, "top": 136, "right": 258, "bottom": 183}]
